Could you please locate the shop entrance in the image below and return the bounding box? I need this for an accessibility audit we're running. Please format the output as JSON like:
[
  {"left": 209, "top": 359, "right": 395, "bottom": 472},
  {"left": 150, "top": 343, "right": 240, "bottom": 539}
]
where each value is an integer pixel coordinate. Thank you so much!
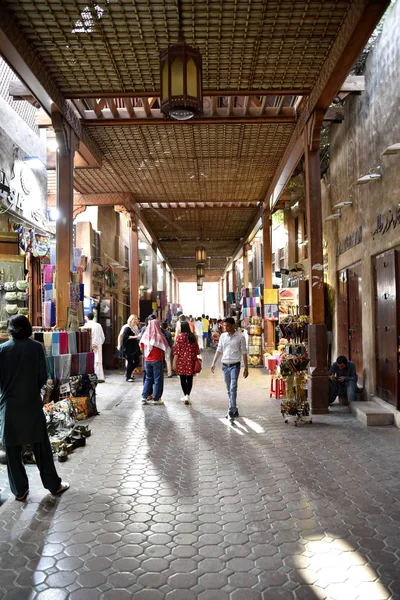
[
  {"left": 375, "top": 249, "right": 400, "bottom": 408},
  {"left": 337, "top": 262, "right": 363, "bottom": 384}
]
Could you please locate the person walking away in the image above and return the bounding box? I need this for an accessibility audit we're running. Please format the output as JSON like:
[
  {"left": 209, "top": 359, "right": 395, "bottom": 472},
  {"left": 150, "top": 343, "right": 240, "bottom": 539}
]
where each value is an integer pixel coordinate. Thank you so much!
[
  {"left": 83, "top": 312, "right": 105, "bottom": 382},
  {"left": 211, "top": 317, "right": 248, "bottom": 420},
  {"left": 173, "top": 321, "right": 201, "bottom": 405},
  {"left": 161, "top": 321, "right": 173, "bottom": 377},
  {"left": 140, "top": 319, "right": 169, "bottom": 405},
  {"left": 194, "top": 317, "right": 203, "bottom": 343},
  {"left": 121, "top": 316, "right": 141, "bottom": 382},
  {"left": 0, "top": 315, "right": 69, "bottom": 501},
  {"left": 328, "top": 355, "right": 358, "bottom": 405},
  {"left": 201, "top": 314, "right": 209, "bottom": 350}
]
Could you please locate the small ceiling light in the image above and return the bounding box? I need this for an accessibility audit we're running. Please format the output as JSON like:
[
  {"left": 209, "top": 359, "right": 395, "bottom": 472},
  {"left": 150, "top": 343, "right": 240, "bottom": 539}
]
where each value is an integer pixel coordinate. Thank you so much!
[
  {"left": 381, "top": 143, "right": 400, "bottom": 156},
  {"left": 332, "top": 201, "right": 353, "bottom": 210},
  {"left": 197, "top": 284, "right": 203, "bottom": 292},
  {"left": 160, "top": 0, "right": 203, "bottom": 121},
  {"left": 196, "top": 264, "right": 205, "bottom": 278},
  {"left": 195, "top": 246, "right": 206, "bottom": 263},
  {"left": 23, "top": 156, "right": 45, "bottom": 169},
  {"left": 47, "top": 208, "right": 60, "bottom": 222},
  {"left": 197, "top": 276, "right": 203, "bottom": 286},
  {"left": 356, "top": 168, "right": 382, "bottom": 185},
  {"left": 324, "top": 213, "right": 341, "bottom": 222}
]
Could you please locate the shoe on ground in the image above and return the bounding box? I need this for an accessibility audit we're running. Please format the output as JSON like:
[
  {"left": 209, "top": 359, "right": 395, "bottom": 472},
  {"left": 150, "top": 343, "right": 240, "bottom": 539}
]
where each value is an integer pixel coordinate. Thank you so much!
[
  {"left": 126, "top": 378, "right": 135, "bottom": 382},
  {"left": 52, "top": 482, "right": 70, "bottom": 496},
  {"left": 233, "top": 409, "right": 239, "bottom": 417},
  {"left": 226, "top": 413, "right": 236, "bottom": 421},
  {"left": 184, "top": 395, "right": 190, "bottom": 405},
  {"left": 180, "top": 396, "right": 187, "bottom": 402},
  {"left": 152, "top": 399, "right": 164, "bottom": 405},
  {"left": 142, "top": 398, "right": 148, "bottom": 405},
  {"left": 15, "top": 489, "right": 29, "bottom": 502},
  {"left": 97, "top": 379, "right": 105, "bottom": 383}
]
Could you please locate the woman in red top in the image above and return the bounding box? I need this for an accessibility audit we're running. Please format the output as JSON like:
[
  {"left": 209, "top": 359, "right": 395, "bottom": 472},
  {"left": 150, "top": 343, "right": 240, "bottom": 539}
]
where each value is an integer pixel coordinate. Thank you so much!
[
  {"left": 173, "top": 321, "right": 201, "bottom": 404},
  {"left": 140, "top": 319, "right": 169, "bottom": 404}
]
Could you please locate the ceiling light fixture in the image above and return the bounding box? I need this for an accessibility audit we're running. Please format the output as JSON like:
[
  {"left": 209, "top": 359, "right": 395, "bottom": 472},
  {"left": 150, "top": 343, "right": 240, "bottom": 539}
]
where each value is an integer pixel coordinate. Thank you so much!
[
  {"left": 356, "top": 168, "right": 382, "bottom": 185},
  {"left": 195, "top": 247, "right": 206, "bottom": 263},
  {"left": 332, "top": 201, "right": 353, "bottom": 210},
  {"left": 160, "top": 0, "right": 203, "bottom": 121},
  {"left": 324, "top": 213, "right": 341, "bottom": 222},
  {"left": 196, "top": 264, "right": 205, "bottom": 278},
  {"left": 381, "top": 143, "right": 400, "bottom": 156}
]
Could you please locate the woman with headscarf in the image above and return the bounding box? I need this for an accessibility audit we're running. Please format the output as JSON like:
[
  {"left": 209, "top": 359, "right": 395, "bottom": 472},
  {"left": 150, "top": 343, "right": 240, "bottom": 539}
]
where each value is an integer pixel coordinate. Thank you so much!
[
  {"left": 173, "top": 321, "right": 201, "bottom": 405},
  {"left": 140, "top": 319, "right": 169, "bottom": 405}
]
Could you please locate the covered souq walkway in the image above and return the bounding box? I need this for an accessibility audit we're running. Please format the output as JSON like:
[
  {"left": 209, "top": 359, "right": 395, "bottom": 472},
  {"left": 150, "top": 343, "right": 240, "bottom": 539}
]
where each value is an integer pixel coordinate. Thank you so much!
[{"left": 0, "top": 356, "right": 399, "bottom": 599}]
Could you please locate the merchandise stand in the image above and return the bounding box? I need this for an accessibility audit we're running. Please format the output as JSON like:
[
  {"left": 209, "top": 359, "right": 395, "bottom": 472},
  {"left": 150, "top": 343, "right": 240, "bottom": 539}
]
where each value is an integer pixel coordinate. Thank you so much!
[{"left": 279, "top": 344, "right": 312, "bottom": 425}]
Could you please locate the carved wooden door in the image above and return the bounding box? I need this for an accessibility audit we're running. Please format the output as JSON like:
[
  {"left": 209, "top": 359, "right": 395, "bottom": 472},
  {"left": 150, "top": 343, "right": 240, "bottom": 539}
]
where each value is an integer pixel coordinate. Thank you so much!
[
  {"left": 348, "top": 263, "right": 363, "bottom": 384},
  {"left": 337, "top": 269, "right": 349, "bottom": 358},
  {"left": 375, "top": 249, "right": 399, "bottom": 408}
]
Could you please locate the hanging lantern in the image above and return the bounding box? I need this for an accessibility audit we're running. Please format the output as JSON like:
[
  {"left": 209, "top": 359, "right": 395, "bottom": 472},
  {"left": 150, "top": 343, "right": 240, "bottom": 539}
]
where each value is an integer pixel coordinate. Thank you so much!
[
  {"left": 160, "top": 5, "right": 203, "bottom": 122},
  {"left": 197, "top": 276, "right": 203, "bottom": 287},
  {"left": 195, "top": 246, "right": 206, "bottom": 263},
  {"left": 196, "top": 264, "right": 205, "bottom": 278},
  {"left": 197, "top": 283, "right": 203, "bottom": 292}
]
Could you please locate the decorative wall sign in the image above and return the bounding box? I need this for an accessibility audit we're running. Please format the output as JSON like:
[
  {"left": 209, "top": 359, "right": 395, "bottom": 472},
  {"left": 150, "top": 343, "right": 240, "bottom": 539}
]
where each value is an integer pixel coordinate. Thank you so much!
[
  {"left": 336, "top": 226, "right": 362, "bottom": 256},
  {"left": 372, "top": 207, "right": 400, "bottom": 239}
]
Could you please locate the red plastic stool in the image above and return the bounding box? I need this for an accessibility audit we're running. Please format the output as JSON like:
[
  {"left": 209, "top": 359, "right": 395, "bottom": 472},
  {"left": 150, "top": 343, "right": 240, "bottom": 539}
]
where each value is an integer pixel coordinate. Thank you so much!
[{"left": 270, "top": 376, "right": 286, "bottom": 398}]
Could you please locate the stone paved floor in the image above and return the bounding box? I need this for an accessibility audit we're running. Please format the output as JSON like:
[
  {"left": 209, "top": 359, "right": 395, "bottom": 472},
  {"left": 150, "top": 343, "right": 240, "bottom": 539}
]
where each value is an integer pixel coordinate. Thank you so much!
[{"left": 1, "top": 350, "right": 400, "bottom": 599}]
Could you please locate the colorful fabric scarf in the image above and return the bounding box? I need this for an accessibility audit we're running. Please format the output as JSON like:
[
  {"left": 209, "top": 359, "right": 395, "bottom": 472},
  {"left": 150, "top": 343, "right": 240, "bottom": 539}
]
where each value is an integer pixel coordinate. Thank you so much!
[
  {"left": 51, "top": 331, "right": 60, "bottom": 356},
  {"left": 59, "top": 331, "right": 69, "bottom": 355},
  {"left": 140, "top": 319, "right": 169, "bottom": 358},
  {"left": 43, "top": 332, "right": 53, "bottom": 356}
]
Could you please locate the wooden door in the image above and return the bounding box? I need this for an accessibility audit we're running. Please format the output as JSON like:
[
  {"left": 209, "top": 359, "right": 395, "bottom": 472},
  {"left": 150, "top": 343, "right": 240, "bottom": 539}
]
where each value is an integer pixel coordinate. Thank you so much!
[
  {"left": 337, "top": 269, "right": 349, "bottom": 357},
  {"left": 375, "top": 250, "right": 399, "bottom": 407},
  {"left": 348, "top": 263, "right": 363, "bottom": 384}
]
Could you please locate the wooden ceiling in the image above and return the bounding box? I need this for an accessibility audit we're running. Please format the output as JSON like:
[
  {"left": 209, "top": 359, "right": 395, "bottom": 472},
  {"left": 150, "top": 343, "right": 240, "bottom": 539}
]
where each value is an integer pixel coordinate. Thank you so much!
[{"left": 0, "top": 0, "right": 389, "bottom": 282}]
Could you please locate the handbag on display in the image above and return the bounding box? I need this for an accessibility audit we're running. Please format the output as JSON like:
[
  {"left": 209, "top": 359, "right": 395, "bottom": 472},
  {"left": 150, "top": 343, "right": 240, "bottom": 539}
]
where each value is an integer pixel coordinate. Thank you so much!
[
  {"left": 6, "top": 304, "right": 18, "bottom": 315},
  {"left": 18, "top": 307, "right": 29, "bottom": 315},
  {"left": 4, "top": 266, "right": 16, "bottom": 292},
  {"left": 16, "top": 291, "right": 28, "bottom": 302},
  {"left": 194, "top": 357, "right": 202, "bottom": 374},
  {"left": 5, "top": 292, "right": 17, "bottom": 302},
  {"left": 16, "top": 266, "right": 28, "bottom": 291}
]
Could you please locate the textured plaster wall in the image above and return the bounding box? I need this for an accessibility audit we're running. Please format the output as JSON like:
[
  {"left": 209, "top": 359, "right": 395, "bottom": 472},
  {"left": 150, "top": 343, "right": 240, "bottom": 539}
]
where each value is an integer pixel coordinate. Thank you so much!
[{"left": 323, "top": 0, "right": 400, "bottom": 397}]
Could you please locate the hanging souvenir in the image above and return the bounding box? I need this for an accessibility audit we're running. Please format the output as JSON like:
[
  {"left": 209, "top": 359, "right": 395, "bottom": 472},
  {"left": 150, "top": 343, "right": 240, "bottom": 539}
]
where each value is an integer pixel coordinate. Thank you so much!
[
  {"left": 6, "top": 304, "right": 18, "bottom": 315},
  {"left": 5, "top": 291, "right": 17, "bottom": 302},
  {"left": 16, "top": 291, "right": 28, "bottom": 302},
  {"left": 4, "top": 266, "right": 16, "bottom": 291},
  {"left": 16, "top": 266, "right": 28, "bottom": 291},
  {"left": 17, "top": 307, "right": 29, "bottom": 315}
]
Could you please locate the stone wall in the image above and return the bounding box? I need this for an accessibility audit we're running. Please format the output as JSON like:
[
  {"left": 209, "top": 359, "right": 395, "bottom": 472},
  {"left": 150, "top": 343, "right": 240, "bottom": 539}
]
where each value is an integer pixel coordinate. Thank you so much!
[{"left": 323, "top": 0, "right": 400, "bottom": 397}]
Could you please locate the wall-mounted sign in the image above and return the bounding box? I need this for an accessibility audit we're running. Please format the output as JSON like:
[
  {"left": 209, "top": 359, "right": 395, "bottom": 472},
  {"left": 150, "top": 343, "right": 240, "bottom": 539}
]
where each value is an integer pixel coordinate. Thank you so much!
[
  {"left": 0, "top": 163, "right": 48, "bottom": 230},
  {"left": 336, "top": 226, "right": 362, "bottom": 256},
  {"left": 372, "top": 207, "right": 400, "bottom": 239}
]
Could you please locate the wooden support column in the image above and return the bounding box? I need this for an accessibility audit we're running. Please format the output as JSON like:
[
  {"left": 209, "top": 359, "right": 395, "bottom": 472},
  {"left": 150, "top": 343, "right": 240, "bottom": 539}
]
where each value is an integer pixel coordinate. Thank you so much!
[
  {"left": 263, "top": 207, "right": 275, "bottom": 352},
  {"left": 52, "top": 107, "right": 78, "bottom": 329},
  {"left": 218, "top": 280, "right": 222, "bottom": 318},
  {"left": 304, "top": 111, "right": 328, "bottom": 414},
  {"left": 232, "top": 261, "right": 237, "bottom": 294},
  {"left": 162, "top": 261, "right": 167, "bottom": 318},
  {"left": 226, "top": 271, "right": 230, "bottom": 299},
  {"left": 129, "top": 216, "right": 139, "bottom": 316},
  {"left": 151, "top": 243, "right": 157, "bottom": 307},
  {"left": 175, "top": 279, "right": 179, "bottom": 305},
  {"left": 243, "top": 245, "right": 249, "bottom": 288},
  {"left": 169, "top": 270, "right": 173, "bottom": 304}
]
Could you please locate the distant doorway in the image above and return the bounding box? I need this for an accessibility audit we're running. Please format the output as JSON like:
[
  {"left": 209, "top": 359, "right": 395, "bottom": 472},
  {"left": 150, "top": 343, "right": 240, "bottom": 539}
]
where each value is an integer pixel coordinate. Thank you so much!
[{"left": 337, "top": 262, "right": 363, "bottom": 385}]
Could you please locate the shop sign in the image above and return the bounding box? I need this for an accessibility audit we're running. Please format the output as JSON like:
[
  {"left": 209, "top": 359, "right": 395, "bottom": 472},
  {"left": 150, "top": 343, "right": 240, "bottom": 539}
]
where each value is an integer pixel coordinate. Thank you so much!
[
  {"left": 336, "top": 226, "right": 362, "bottom": 256},
  {"left": 0, "top": 165, "right": 48, "bottom": 230},
  {"left": 372, "top": 207, "right": 400, "bottom": 239}
]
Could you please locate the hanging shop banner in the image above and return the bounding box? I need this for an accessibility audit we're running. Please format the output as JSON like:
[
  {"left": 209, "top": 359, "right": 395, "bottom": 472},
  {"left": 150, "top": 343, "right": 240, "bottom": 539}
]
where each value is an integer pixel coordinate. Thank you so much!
[
  {"left": 264, "top": 304, "right": 279, "bottom": 320},
  {"left": 279, "top": 288, "right": 299, "bottom": 318},
  {"left": 264, "top": 288, "right": 279, "bottom": 304},
  {"left": 0, "top": 162, "right": 48, "bottom": 231}
]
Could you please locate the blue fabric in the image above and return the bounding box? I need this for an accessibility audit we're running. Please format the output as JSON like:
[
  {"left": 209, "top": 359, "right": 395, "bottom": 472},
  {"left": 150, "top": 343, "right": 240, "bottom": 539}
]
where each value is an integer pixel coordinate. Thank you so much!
[
  {"left": 329, "top": 379, "right": 357, "bottom": 404},
  {"left": 51, "top": 332, "right": 60, "bottom": 356},
  {"left": 222, "top": 363, "right": 241, "bottom": 416},
  {"left": 142, "top": 360, "right": 164, "bottom": 401}
]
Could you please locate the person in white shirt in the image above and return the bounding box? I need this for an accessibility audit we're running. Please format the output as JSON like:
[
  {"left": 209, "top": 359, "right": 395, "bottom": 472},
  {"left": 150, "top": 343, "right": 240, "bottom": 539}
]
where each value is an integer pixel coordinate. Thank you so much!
[
  {"left": 83, "top": 312, "right": 106, "bottom": 382},
  {"left": 211, "top": 317, "right": 248, "bottom": 419},
  {"left": 194, "top": 317, "right": 203, "bottom": 342}
]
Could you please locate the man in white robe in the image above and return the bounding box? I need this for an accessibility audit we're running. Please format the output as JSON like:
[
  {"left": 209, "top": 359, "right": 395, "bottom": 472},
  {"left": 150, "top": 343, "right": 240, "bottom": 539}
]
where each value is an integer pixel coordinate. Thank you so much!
[{"left": 83, "top": 312, "right": 106, "bottom": 382}]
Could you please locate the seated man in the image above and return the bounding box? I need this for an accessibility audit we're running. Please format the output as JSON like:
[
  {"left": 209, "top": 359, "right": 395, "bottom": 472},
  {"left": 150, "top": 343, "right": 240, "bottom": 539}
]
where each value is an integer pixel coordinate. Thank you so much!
[{"left": 328, "top": 355, "right": 358, "bottom": 404}]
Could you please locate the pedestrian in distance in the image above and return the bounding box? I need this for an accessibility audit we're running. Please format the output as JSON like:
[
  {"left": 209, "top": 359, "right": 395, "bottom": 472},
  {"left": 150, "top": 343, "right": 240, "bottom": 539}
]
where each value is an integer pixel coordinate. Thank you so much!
[
  {"left": 0, "top": 315, "right": 69, "bottom": 501},
  {"left": 173, "top": 321, "right": 201, "bottom": 405},
  {"left": 121, "top": 315, "right": 141, "bottom": 382},
  {"left": 83, "top": 311, "right": 106, "bottom": 382},
  {"left": 211, "top": 317, "right": 249, "bottom": 421}
]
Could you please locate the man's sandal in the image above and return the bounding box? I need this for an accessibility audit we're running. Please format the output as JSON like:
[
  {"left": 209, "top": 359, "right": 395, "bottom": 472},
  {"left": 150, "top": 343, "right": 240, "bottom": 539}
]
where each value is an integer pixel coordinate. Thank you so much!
[
  {"left": 52, "top": 482, "right": 70, "bottom": 496},
  {"left": 15, "top": 489, "right": 29, "bottom": 502}
]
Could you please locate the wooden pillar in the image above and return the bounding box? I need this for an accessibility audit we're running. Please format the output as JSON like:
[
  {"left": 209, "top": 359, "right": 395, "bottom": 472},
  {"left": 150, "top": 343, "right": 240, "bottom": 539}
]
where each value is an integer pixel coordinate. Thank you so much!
[
  {"left": 232, "top": 261, "right": 237, "bottom": 294},
  {"left": 226, "top": 271, "right": 230, "bottom": 297},
  {"left": 176, "top": 279, "right": 179, "bottom": 305},
  {"left": 304, "top": 114, "right": 328, "bottom": 414},
  {"left": 243, "top": 245, "right": 249, "bottom": 288},
  {"left": 52, "top": 107, "right": 78, "bottom": 329},
  {"left": 169, "top": 270, "right": 173, "bottom": 304},
  {"left": 263, "top": 206, "right": 275, "bottom": 352},
  {"left": 151, "top": 243, "right": 157, "bottom": 306},
  {"left": 129, "top": 217, "right": 139, "bottom": 317},
  {"left": 162, "top": 261, "right": 167, "bottom": 318}
]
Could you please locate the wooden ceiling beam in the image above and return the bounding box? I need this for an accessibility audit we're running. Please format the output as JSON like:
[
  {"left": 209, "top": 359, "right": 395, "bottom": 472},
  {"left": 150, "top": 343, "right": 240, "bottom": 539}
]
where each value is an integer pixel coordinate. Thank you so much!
[
  {"left": 83, "top": 114, "right": 297, "bottom": 127},
  {"left": 123, "top": 97, "right": 135, "bottom": 118},
  {"left": 65, "top": 88, "right": 311, "bottom": 99},
  {"left": 106, "top": 98, "right": 120, "bottom": 119}
]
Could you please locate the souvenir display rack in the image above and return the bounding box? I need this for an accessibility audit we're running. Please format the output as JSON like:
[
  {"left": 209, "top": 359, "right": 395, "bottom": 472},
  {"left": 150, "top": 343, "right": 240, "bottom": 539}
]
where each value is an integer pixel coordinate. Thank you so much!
[
  {"left": 277, "top": 314, "right": 310, "bottom": 344},
  {"left": 280, "top": 344, "right": 311, "bottom": 425},
  {"left": 0, "top": 255, "right": 28, "bottom": 330},
  {"left": 247, "top": 316, "right": 263, "bottom": 367}
]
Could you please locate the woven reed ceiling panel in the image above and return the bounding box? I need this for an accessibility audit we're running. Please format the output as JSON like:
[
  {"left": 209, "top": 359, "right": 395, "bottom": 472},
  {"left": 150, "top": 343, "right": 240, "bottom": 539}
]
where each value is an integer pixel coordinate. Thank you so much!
[
  {"left": 4, "top": 0, "right": 350, "bottom": 93},
  {"left": 75, "top": 123, "right": 294, "bottom": 201}
]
